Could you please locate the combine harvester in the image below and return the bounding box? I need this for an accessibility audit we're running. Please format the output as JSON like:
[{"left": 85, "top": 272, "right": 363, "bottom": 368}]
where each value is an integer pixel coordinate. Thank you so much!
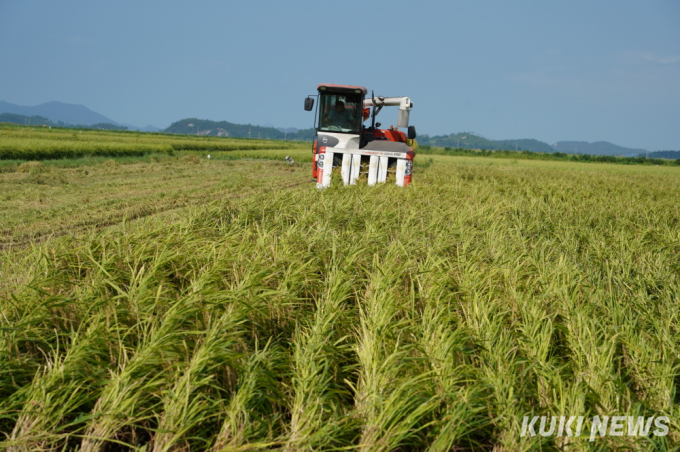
[{"left": 304, "top": 84, "right": 417, "bottom": 188}]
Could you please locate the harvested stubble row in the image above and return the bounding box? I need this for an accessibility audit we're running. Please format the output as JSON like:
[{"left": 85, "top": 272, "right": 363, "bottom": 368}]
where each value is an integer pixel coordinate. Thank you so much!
[{"left": 1, "top": 161, "right": 679, "bottom": 450}]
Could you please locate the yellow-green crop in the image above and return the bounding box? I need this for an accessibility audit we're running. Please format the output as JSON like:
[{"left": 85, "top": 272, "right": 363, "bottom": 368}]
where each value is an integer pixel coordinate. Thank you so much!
[
  {"left": 0, "top": 124, "right": 299, "bottom": 161},
  {"left": 1, "top": 155, "right": 679, "bottom": 450}
]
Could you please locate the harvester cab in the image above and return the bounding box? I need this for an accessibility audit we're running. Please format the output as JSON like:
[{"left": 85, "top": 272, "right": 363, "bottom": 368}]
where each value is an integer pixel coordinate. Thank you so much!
[{"left": 304, "top": 84, "right": 416, "bottom": 188}]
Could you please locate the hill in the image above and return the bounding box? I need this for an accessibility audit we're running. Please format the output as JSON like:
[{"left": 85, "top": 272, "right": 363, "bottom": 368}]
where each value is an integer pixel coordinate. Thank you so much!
[
  {"left": 0, "top": 113, "right": 124, "bottom": 130},
  {"left": 551, "top": 141, "right": 645, "bottom": 156},
  {"left": 0, "top": 113, "right": 54, "bottom": 127},
  {"left": 418, "top": 133, "right": 554, "bottom": 153},
  {"left": 0, "top": 101, "right": 119, "bottom": 126},
  {"left": 164, "top": 118, "right": 316, "bottom": 141}
]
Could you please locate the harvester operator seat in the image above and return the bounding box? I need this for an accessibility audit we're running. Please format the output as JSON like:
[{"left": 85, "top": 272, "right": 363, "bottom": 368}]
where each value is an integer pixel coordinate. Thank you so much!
[{"left": 326, "top": 101, "right": 355, "bottom": 129}]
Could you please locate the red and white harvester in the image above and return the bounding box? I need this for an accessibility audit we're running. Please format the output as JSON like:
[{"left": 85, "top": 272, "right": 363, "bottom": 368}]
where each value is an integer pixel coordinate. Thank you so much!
[{"left": 304, "top": 84, "right": 417, "bottom": 188}]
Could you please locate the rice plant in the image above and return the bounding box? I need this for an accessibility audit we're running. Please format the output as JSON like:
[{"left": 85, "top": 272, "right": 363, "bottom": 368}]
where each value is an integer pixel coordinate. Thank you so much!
[{"left": 1, "top": 155, "right": 679, "bottom": 450}]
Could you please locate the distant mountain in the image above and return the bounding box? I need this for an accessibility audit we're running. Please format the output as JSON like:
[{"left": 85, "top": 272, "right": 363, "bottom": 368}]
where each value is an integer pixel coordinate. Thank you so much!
[
  {"left": 165, "top": 118, "right": 315, "bottom": 141},
  {"left": 418, "top": 134, "right": 654, "bottom": 156},
  {"left": 419, "top": 133, "right": 554, "bottom": 153},
  {"left": 0, "top": 101, "right": 118, "bottom": 126},
  {"left": 2, "top": 101, "right": 658, "bottom": 154},
  {"left": 0, "top": 112, "right": 125, "bottom": 130},
  {"left": 552, "top": 141, "right": 645, "bottom": 156}
]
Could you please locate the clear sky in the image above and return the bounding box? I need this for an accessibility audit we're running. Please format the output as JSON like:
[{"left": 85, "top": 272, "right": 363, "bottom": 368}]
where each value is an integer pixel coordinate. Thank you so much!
[{"left": 1, "top": 1, "right": 678, "bottom": 150}]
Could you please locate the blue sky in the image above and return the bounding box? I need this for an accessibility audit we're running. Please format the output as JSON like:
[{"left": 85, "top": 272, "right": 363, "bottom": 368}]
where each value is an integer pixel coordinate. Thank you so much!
[{"left": 1, "top": 0, "right": 678, "bottom": 149}]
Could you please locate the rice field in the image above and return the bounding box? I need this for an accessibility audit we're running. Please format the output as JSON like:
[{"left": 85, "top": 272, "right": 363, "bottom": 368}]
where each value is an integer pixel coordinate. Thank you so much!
[
  {"left": 0, "top": 154, "right": 310, "bottom": 248},
  {"left": 1, "top": 153, "right": 679, "bottom": 451},
  {"left": 0, "top": 125, "right": 297, "bottom": 161}
]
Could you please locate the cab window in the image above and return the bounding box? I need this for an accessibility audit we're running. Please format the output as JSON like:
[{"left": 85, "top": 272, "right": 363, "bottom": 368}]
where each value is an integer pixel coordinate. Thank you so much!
[{"left": 318, "top": 92, "right": 362, "bottom": 134}]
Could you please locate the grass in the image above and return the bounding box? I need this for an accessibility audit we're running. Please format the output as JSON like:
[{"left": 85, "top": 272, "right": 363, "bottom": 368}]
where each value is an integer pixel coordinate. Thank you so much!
[{"left": 1, "top": 152, "right": 679, "bottom": 450}]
